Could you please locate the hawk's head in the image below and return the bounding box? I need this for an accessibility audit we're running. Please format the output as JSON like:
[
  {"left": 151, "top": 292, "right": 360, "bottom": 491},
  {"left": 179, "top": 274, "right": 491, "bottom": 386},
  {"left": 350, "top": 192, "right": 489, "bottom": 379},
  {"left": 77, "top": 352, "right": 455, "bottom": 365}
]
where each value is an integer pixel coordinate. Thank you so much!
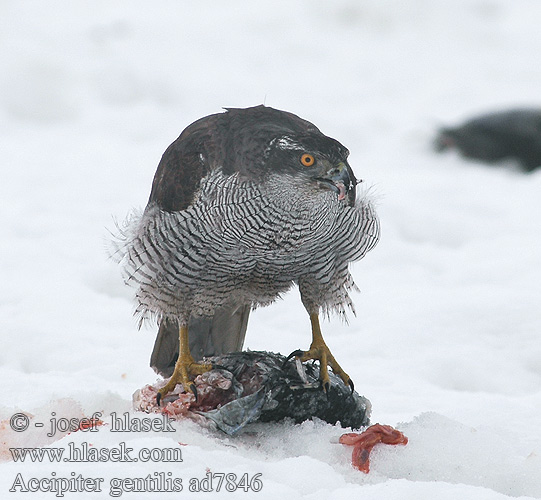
[
  {"left": 263, "top": 132, "right": 358, "bottom": 207},
  {"left": 149, "top": 105, "right": 359, "bottom": 211}
]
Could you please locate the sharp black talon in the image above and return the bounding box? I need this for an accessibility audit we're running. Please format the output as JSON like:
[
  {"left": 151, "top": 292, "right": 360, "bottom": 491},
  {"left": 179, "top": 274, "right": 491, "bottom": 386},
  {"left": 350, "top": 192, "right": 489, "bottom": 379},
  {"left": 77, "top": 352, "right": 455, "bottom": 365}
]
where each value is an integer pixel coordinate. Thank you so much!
[
  {"left": 348, "top": 379, "right": 355, "bottom": 394},
  {"left": 323, "top": 381, "right": 331, "bottom": 394},
  {"left": 156, "top": 392, "right": 162, "bottom": 407},
  {"left": 190, "top": 384, "right": 198, "bottom": 402},
  {"left": 283, "top": 350, "right": 304, "bottom": 368}
]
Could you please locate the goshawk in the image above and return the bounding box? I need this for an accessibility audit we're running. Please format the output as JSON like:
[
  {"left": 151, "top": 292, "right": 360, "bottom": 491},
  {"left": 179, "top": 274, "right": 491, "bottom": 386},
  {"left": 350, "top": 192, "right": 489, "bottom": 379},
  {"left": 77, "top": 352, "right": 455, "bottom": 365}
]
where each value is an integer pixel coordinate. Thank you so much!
[{"left": 115, "top": 105, "right": 379, "bottom": 403}]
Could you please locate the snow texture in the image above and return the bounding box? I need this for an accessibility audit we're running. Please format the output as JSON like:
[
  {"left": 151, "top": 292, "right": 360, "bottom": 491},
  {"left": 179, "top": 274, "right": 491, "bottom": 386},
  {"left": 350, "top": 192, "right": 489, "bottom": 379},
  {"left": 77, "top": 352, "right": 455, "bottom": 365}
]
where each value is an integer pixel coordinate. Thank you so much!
[{"left": 1, "top": 1, "right": 540, "bottom": 499}]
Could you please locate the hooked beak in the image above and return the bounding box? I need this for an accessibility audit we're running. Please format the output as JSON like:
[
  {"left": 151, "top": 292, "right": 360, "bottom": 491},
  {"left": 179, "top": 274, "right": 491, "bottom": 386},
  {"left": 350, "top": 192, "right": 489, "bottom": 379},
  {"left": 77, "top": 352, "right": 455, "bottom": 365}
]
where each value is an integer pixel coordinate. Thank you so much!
[{"left": 315, "top": 162, "right": 358, "bottom": 205}]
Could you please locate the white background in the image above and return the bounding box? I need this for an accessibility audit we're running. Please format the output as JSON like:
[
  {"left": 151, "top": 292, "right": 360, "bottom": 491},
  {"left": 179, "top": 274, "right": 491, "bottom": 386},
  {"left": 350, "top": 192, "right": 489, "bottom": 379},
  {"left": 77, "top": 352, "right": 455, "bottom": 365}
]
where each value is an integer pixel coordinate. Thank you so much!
[{"left": 1, "top": 1, "right": 540, "bottom": 498}]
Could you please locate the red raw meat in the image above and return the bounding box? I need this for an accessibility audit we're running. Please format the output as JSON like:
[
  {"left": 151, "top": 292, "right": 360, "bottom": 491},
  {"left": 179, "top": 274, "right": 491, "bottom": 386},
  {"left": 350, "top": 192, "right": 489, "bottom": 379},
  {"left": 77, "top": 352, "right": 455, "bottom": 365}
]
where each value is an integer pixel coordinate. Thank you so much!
[{"left": 339, "top": 424, "right": 408, "bottom": 473}]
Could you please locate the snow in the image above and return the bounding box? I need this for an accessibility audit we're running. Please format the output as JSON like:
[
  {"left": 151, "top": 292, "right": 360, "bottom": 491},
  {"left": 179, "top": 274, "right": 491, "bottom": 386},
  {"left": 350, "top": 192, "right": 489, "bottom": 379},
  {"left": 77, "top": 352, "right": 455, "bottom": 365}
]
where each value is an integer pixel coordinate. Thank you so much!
[{"left": 1, "top": 0, "right": 541, "bottom": 498}]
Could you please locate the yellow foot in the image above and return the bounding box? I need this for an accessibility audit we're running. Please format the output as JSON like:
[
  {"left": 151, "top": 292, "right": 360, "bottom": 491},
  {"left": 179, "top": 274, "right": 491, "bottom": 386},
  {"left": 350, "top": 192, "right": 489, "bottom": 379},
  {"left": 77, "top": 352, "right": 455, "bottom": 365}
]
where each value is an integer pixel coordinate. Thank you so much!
[
  {"left": 287, "top": 343, "right": 354, "bottom": 393},
  {"left": 156, "top": 355, "right": 212, "bottom": 406},
  {"left": 286, "top": 313, "right": 354, "bottom": 393}
]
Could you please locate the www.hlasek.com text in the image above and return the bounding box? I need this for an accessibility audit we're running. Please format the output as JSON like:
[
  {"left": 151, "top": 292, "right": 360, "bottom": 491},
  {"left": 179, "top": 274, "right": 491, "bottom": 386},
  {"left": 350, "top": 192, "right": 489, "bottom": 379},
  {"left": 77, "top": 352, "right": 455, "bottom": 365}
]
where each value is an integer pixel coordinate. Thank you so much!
[{"left": 10, "top": 441, "right": 182, "bottom": 463}]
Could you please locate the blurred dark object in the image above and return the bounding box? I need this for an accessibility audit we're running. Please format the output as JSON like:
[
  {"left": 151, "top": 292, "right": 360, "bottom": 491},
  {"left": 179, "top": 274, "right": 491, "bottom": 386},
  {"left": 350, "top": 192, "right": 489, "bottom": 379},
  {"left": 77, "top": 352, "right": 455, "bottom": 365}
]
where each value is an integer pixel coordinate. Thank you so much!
[
  {"left": 134, "top": 350, "right": 371, "bottom": 435},
  {"left": 435, "top": 108, "right": 541, "bottom": 172}
]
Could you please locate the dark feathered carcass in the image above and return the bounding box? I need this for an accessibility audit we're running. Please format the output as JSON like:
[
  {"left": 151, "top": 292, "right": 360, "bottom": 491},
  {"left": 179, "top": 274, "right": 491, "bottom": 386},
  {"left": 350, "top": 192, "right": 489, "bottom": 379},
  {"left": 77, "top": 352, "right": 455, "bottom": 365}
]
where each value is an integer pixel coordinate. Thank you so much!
[
  {"left": 134, "top": 351, "right": 371, "bottom": 435},
  {"left": 435, "top": 108, "right": 541, "bottom": 172}
]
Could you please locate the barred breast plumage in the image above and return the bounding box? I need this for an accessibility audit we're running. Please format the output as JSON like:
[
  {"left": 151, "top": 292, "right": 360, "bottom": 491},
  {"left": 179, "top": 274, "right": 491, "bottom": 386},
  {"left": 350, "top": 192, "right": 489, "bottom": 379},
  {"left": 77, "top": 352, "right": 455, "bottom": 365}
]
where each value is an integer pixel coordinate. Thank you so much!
[
  {"left": 114, "top": 105, "right": 379, "bottom": 398},
  {"left": 119, "top": 167, "right": 378, "bottom": 322}
]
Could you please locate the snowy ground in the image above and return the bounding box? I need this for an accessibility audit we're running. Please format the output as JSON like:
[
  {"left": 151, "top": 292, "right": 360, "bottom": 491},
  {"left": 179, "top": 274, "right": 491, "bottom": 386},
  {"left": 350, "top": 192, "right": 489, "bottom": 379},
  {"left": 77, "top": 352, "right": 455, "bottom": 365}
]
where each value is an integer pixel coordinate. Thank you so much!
[{"left": 1, "top": 1, "right": 540, "bottom": 498}]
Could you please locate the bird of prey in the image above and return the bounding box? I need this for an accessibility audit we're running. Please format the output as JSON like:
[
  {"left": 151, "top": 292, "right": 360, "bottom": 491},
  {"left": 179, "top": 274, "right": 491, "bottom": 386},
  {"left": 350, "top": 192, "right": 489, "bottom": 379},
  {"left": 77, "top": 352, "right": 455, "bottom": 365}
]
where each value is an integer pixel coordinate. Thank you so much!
[
  {"left": 115, "top": 105, "right": 379, "bottom": 404},
  {"left": 435, "top": 108, "right": 541, "bottom": 172}
]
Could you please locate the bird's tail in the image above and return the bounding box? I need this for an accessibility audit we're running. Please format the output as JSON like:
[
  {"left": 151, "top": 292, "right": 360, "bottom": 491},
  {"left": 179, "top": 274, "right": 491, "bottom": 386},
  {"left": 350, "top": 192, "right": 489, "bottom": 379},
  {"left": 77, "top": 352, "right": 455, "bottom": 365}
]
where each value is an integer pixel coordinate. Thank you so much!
[{"left": 150, "top": 304, "right": 251, "bottom": 377}]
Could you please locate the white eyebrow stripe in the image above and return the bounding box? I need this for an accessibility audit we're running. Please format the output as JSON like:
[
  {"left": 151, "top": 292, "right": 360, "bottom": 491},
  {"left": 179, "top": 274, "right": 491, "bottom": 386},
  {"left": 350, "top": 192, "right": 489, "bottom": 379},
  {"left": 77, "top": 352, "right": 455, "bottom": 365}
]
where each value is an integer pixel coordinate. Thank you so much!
[{"left": 271, "top": 136, "right": 304, "bottom": 150}]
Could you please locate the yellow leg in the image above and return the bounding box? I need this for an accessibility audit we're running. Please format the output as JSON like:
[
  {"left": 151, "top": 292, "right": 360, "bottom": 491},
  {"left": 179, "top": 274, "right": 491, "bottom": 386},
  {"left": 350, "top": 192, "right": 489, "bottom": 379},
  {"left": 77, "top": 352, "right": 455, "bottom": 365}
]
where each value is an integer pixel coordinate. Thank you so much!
[
  {"left": 156, "top": 323, "right": 212, "bottom": 405},
  {"left": 293, "top": 313, "right": 353, "bottom": 393}
]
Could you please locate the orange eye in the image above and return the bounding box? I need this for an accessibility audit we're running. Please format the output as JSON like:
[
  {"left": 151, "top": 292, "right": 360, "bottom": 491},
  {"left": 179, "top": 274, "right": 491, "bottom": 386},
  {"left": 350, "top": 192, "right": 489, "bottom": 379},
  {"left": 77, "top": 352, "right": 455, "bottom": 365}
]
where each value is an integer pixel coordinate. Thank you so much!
[{"left": 300, "top": 153, "right": 315, "bottom": 167}]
